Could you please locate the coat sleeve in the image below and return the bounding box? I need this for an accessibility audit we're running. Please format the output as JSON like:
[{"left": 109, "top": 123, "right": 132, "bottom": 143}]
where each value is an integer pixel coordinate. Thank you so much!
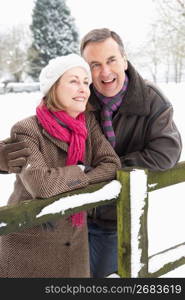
[
  {"left": 10, "top": 122, "right": 91, "bottom": 199},
  {"left": 11, "top": 116, "right": 121, "bottom": 199},
  {"left": 120, "top": 105, "right": 182, "bottom": 171},
  {"left": 85, "top": 113, "right": 121, "bottom": 183}
]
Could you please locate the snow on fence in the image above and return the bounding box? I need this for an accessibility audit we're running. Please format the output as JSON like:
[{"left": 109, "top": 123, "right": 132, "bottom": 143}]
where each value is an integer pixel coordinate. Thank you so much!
[
  {"left": 0, "top": 180, "right": 121, "bottom": 235},
  {"left": 0, "top": 82, "right": 40, "bottom": 94},
  {"left": 116, "top": 162, "right": 185, "bottom": 278},
  {"left": 0, "top": 163, "right": 185, "bottom": 278}
]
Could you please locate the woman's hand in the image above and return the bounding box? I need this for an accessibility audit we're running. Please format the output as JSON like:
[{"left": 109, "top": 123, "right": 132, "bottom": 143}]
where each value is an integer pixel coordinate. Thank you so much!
[{"left": 0, "top": 134, "right": 31, "bottom": 173}]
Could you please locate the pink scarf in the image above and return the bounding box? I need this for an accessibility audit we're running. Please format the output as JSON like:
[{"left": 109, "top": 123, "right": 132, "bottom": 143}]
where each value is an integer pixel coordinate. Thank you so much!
[{"left": 36, "top": 101, "right": 88, "bottom": 227}]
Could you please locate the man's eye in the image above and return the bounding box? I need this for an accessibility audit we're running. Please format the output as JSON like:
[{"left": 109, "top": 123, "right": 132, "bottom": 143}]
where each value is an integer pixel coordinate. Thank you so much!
[
  {"left": 84, "top": 81, "right": 89, "bottom": 85},
  {"left": 91, "top": 64, "right": 99, "bottom": 69}
]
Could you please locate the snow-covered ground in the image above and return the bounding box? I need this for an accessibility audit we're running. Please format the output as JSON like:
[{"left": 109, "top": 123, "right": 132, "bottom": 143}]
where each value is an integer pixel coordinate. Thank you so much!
[{"left": 0, "top": 83, "right": 185, "bottom": 277}]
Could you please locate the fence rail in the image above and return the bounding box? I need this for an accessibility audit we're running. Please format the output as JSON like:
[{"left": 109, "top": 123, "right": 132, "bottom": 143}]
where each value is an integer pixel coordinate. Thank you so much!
[
  {"left": 0, "top": 161, "right": 185, "bottom": 277},
  {"left": 0, "top": 181, "right": 121, "bottom": 236}
]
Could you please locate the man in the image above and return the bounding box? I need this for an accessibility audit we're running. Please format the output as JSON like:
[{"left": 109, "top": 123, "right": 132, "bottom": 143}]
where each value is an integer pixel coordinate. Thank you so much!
[
  {"left": 1, "top": 28, "right": 182, "bottom": 278},
  {"left": 80, "top": 28, "right": 182, "bottom": 277}
]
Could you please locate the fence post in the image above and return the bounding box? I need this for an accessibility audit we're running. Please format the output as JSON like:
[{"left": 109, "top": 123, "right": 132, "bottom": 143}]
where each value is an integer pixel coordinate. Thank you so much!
[
  {"left": 117, "top": 169, "right": 131, "bottom": 277},
  {"left": 137, "top": 169, "right": 149, "bottom": 277},
  {"left": 117, "top": 168, "right": 149, "bottom": 277}
]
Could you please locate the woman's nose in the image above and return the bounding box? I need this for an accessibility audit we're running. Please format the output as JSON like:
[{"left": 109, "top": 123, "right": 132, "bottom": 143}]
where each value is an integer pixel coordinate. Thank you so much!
[{"left": 78, "top": 83, "right": 87, "bottom": 93}]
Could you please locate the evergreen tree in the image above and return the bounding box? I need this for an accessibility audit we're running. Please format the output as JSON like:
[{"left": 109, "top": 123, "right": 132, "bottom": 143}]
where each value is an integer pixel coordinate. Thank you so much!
[{"left": 28, "top": 0, "right": 79, "bottom": 80}]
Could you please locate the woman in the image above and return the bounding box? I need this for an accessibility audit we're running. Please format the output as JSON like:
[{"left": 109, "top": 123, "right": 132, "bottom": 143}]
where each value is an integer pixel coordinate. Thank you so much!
[{"left": 0, "top": 54, "right": 121, "bottom": 278}]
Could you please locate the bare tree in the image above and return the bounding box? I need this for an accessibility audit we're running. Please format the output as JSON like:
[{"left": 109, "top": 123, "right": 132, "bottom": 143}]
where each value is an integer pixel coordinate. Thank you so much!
[
  {"left": 152, "top": 0, "right": 185, "bottom": 82},
  {"left": 130, "top": 0, "right": 185, "bottom": 83},
  {"left": 0, "top": 25, "right": 32, "bottom": 82}
]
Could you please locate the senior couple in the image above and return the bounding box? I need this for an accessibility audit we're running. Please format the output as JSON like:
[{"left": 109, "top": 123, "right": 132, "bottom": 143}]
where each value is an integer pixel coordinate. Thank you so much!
[{"left": 0, "top": 28, "right": 182, "bottom": 278}]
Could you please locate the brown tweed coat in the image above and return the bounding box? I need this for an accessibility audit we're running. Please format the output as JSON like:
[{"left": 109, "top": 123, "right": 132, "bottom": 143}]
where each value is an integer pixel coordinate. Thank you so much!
[{"left": 0, "top": 112, "right": 121, "bottom": 278}]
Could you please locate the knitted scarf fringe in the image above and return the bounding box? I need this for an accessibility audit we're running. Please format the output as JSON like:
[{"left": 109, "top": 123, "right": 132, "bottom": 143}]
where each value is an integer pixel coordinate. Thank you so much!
[{"left": 36, "top": 102, "right": 87, "bottom": 227}]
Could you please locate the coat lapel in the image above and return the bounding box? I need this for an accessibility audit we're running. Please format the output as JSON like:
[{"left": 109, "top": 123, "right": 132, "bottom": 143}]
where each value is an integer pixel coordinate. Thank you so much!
[{"left": 42, "top": 129, "right": 69, "bottom": 152}]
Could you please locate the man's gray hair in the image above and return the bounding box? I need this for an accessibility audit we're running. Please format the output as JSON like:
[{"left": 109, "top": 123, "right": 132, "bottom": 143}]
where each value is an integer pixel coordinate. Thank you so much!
[{"left": 80, "top": 28, "right": 125, "bottom": 57}]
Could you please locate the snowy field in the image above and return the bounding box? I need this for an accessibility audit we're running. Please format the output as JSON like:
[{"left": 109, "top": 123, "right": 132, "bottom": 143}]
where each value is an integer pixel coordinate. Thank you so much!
[{"left": 0, "top": 83, "right": 185, "bottom": 277}]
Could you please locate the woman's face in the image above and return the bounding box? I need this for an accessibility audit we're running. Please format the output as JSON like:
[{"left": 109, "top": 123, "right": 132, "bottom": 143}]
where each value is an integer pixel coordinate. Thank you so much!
[{"left": 55, "top": 67, "right": 90, "bottom": 118}]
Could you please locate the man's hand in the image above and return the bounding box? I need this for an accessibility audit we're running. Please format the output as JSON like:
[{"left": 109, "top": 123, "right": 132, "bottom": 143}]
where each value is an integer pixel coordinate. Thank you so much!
[{"left": 0, "top": 134, "right": 31, "bottom": 173}]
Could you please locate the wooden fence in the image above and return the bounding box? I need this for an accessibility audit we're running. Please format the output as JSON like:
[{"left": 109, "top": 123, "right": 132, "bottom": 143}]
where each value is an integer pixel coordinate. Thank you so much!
[
  {"left": 0, "top": 161, "right": 185, "bottom": 277},
  {"left": 117, "top": 161, "right": 185, "bottom": 277}
]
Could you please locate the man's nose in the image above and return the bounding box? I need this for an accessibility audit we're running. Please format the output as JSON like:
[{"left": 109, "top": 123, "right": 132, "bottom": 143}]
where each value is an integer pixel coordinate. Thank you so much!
[{"left": 100, "top": 65, "right": 111, "bottom": 77}]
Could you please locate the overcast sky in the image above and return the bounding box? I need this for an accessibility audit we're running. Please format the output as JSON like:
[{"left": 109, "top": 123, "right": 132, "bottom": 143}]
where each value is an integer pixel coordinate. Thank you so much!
[{"left": 0, "top": 0, "right": 156, "bottom": 46}]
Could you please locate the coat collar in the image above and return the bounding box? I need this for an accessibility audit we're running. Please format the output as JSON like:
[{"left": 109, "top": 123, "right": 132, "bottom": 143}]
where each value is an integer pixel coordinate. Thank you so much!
[
  {"left": 42, "top": 126, "right": 89, "bottom": 162},
  {"left": 87, "top": 61, "right": 150, "bottom": 116},
  {"left": 42, "top": 129, "right": 69, "bottom": 152}
]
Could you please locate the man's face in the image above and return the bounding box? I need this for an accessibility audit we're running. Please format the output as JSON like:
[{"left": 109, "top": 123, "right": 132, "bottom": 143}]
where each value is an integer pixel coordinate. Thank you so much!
[{"left": 82, "top": 37, "right": 128, "bottom": 97}]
